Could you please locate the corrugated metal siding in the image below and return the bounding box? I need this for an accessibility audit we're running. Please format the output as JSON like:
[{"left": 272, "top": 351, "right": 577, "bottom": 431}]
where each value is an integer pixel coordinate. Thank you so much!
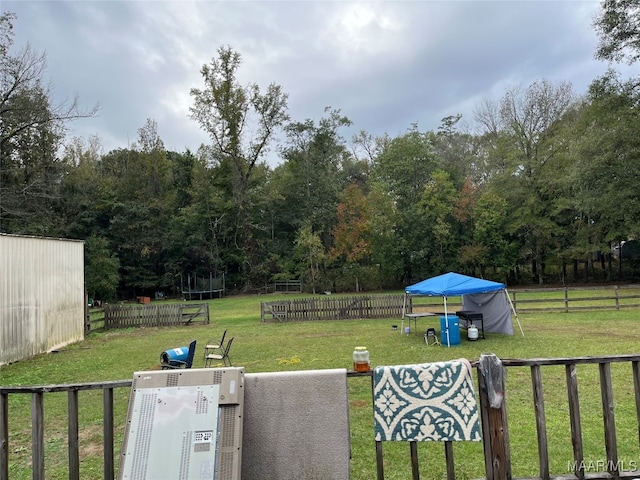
[{"left": 0, "top": 234, "right": 85, "bottom": 366}]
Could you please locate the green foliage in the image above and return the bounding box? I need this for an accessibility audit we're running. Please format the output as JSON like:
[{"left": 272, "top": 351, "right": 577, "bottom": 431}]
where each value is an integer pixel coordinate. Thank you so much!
[
  {"left": 373, "top": 124, "right": 441, "bottom": 209},
  {"left": 371, "top": 125, "right": 442, "bottom": 281},
  {"left": 293, "top": 223, "right": 326, "bottom": 293},
  {"left": 476, "top": 80, "right": 580, "bottom": 283},
  {"left": 594, "top": 0, "right": 640, "bottom": 64},
  {"left": 5, "top": 9, "right": 640, "bottom": 294},
  {"left": 473, "top": 189, "right": 516, "bottom": 271},
  {"left": 189, "top": 46, "right": 289, "bottom": 285},
  {"left": 420, "top": 169, "right": 458, "bottom": 270},
  {"left": 363, "top": 181, "right": 404, "bottom": 286},
  {"left": 84, "top": 235, "right": 120, "bottom": 300},
  {"left": 571, "top": 71, "right": 640, "bottom": 244},
  {"left": 279, "top": 108, "right": 352, "bottom": 247},
  {"left": 0, "top": 12, "right": 98, "bottom": 234}
]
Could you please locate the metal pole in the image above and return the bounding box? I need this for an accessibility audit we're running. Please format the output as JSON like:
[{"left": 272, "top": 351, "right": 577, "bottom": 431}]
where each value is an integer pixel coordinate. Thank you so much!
[
  {"left": 444, "top": 296, "right": 450, "bottom": 347},
  {"left": 401, "top": 293, "right": 407, "bottom": 335},
  {"left": 504, "top": 289, "right": 524, "bottom": 336}
]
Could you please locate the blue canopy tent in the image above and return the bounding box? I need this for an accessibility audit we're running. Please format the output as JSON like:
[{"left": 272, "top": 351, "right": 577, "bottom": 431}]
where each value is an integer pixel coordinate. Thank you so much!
[{"left": 403, "top": 272, "right": 523, "bottom": 345}]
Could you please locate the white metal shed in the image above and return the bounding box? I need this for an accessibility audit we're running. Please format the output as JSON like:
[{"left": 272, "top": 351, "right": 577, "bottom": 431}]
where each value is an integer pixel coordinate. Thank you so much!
[{"left": 0, "top": 234, "right": 85, "bottom": 366}]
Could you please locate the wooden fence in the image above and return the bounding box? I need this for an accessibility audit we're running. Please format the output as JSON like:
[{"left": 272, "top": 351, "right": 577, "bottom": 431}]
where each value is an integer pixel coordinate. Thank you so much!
[
  {"left": 509, "top": 284, "right": 640, "bottom": 312},
  {"left": 274, "top": 280, "right": 302, "bottom": 293},
  {"left": 2, "top": 353, "right": 640, "bottom": 480},
  {"left": 261, "top": 294, "right": 406, "bottom": 321},
  {"left": 102, "top": 303, "right": 209, "bottom": 329},
  {"left": 85, "top": 307, "right": 105, "bottom": 333},
  {"left": 260, "top": 285, "right": 640, "bottom": 322}
]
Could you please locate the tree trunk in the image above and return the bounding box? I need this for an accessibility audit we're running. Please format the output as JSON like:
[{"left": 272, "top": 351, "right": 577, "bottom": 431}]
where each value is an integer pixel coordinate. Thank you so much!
[{"left": 584, "top": 257, "right": 589, "bottom": 283}]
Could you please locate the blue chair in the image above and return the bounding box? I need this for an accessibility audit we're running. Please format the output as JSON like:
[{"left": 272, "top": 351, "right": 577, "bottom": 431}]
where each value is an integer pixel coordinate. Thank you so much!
[{"left": 161, "top": 340, "right": 197, "bottom": 369}]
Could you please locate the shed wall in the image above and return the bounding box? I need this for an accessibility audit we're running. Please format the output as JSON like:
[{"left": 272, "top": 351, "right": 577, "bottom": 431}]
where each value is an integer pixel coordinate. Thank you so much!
[{"left": 0, "top": 234, "right": 85, "bottom": 366}]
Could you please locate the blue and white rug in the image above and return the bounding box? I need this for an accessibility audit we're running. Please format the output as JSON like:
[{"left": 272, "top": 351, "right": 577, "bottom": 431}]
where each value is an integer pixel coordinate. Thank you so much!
[{"left": 373, "top": 360, "right": 482, "bottom": 442}]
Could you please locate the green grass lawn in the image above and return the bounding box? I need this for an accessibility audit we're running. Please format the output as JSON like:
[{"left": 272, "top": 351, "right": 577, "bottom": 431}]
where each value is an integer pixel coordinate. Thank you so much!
[{"left": 1, "top": 293, "right": 640, "bottom": 480}]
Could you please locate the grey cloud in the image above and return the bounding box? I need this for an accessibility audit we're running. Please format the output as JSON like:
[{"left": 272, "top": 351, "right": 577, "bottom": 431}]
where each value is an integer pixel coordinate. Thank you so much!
[{"left": 4, "top": 0, "right": 627, "bottom": 162}]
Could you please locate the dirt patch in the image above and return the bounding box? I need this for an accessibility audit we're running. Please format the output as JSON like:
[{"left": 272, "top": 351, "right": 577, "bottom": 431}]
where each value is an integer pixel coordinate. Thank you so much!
[
  {"left": 79, "top": 425, "right": 104, "bottom": 460},
  {"left": 301, "top": 332, "right": 347, "bottom": 338},
  {"left": 537, "top": 323, "right": 637, "bottom": 339}
]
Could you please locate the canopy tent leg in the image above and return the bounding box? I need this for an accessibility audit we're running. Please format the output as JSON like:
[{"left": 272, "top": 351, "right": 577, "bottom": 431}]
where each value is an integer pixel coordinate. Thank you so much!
[
  {"left": 401, "top": 294, "right": 407, "bottom": 334},
  {"left": 443, "top": 296, "right": 450, "bottom": 347},
  {"left": 504, "top": 289, "right": 524, "bottom": 336}
]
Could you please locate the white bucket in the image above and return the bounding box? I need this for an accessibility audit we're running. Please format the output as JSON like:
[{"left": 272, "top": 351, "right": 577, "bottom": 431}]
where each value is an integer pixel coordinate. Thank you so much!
[{"left": 468, "top": 325, "right": 479, "bottom": 341}]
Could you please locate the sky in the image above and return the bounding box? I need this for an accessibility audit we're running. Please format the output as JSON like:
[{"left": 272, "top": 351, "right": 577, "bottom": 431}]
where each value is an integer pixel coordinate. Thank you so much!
[{"left": 4, "top": 0, "right": 631, "bottom": 165}]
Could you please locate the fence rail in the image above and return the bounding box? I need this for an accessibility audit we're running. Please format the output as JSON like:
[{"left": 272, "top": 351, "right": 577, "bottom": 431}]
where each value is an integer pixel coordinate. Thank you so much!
[
  {"left": 509, "top": 284, "right": 640, "bottom": 312},
  {"left": 274, "top": 280, "right": 302, "bottom": 293},
  {"left": 3, "top": 353, "right": 639, "bottom": 480},
  {"left": 102, "top": 303, "right": 209, "bottom": 329},
  {"left": 85, "top": 307, "right": 105, "bottom": 333}
]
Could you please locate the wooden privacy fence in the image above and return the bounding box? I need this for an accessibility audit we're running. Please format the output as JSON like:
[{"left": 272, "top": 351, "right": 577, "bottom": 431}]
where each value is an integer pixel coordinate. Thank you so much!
[
  {"left": 261, "top": 294, "right": 406, "bottom": 321},
  {"left": 102, "top": 303, "right": 209, "bottom": 329},
  {"left": 3, "top": 353, "right": 640, "bottom": 480}
]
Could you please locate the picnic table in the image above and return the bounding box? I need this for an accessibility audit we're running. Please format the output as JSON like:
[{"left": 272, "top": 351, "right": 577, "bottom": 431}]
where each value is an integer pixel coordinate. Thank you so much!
[{"left": 401, "top": 312, "right": 437, "bottom": 335}]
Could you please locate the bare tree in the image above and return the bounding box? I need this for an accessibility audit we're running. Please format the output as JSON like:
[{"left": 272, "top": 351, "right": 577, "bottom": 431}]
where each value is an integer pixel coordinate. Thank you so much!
[{"left": 0, "top": 11, "right": 99, "bottom": 232}]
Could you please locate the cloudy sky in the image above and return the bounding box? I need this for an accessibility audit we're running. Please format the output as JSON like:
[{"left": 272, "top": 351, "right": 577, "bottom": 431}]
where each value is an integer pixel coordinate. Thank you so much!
[{"left": 4, "top": 1, "right": 629, "bottom": 164}]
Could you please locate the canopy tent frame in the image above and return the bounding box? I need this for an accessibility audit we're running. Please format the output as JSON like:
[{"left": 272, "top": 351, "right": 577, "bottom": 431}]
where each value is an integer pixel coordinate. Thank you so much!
[
  {"left": 504, "top": 289, "right": 524, "bottom": 336},
  {"left": 402, "top": 272, "right": 524, "bottom": 345}
]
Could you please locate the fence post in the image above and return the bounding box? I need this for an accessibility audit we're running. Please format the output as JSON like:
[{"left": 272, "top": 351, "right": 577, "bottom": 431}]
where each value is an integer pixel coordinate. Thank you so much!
[
  {"left": 531, "top": 365, "right": 550, "bottom": 478},
  {"left": 599, "top": 362, "right": 619, "bottom": 477},
  {"left": 32, "top": 392, "right": 45, "bottom": 480},
  {"left": 478, "top": 355, "right": 511, "bottom": 480},
  {"left": 0, "top": 391, "right": 8, "bottom": 480},
  {"left": 371, "top": 373, "right": 385, "bottom": 480},
  {"left": 85, "top": 292, "right": 91, "bottom": 334},
  {"left": 68, "top": 389, "right": 80, "bottom": 480},
  {"left": 103, "top": 388, "right": 115, "bottom": 480}
]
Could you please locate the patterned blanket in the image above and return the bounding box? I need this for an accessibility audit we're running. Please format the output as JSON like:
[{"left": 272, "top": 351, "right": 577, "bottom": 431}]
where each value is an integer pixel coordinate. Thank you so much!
[{"left": 373, "top": 360, "right": 482, "bottom": 442}]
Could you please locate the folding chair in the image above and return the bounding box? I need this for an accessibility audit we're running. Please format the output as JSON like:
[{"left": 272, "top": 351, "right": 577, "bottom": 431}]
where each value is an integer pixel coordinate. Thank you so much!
[
  {"left": 204, "top": 329, "right": 227, "bottom": 361},
  {"left": 161, "top": 340, "right": 197, "bottom": 369},
  {"left": 424, "top": 328, "right": 440, "bottom": 346},
  {"left": 205, "top": 337, "right": 234, "bottom": 367}
]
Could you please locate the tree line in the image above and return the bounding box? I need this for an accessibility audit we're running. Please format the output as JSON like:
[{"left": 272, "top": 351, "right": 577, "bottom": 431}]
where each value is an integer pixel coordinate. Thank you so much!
[{"left": 1, "top": 5, "right": 639, "bottom": 300}]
